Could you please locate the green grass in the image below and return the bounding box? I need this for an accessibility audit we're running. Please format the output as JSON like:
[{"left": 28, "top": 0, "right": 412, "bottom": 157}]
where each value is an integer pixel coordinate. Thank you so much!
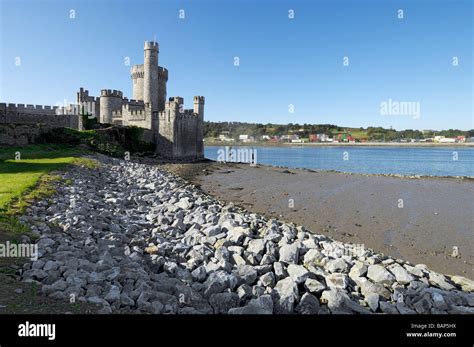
[{"left": 0, "top": 144, "right": 97, "bottom": 236}]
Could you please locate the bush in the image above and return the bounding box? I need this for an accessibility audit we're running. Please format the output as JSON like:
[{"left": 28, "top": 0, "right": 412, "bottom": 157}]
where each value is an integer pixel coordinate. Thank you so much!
[{"left": 38, "top": 128, "right": 83, "bottom": 145}]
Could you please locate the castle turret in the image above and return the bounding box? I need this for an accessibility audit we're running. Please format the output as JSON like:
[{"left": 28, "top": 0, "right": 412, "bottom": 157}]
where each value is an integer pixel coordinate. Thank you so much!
[
  {"left": 193, "top": 96, "right": 205, "bottom": 118},
  {"left": 157, "top": 66, "right": 168, "bottom": 112},
  {"left": 131, "top": 64, "right": 144, "bottom": 101},
  {"left": 100, "top": 89, "right": 123, "bottom": 123},
  {"left": 143, "top": 41, "right": 159, "bottom": 113},
  {"left": 194, "top": 96, "right": 205, "bottom": 158}
]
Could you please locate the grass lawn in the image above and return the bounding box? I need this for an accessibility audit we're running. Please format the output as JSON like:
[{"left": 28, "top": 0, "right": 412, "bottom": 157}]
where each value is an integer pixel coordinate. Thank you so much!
[{"left": 0, "top": 144, "right": 96, "bottom": 234}]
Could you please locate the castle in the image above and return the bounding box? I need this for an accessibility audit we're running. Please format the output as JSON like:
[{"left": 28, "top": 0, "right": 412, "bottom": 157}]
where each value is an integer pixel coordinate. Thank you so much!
[{"left": 0, "top": 41, "right": 205, "bottom": 161}]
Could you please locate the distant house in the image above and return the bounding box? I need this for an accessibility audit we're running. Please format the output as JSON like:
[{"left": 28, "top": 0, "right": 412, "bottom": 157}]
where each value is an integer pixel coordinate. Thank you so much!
[
  {"left": 317, "top": 134, "right": 332, "bottom": 142},
  {"left": 218, "top": 134, "right": 234, "bottom": 142},
  {"left": 309, "top": 134, "right": 317, "bottom": 142},
  {"left": 281, "top": 134, "right": 299, "bottom": 141},
  {"left": 434, "top": 136, "right": 456, "bottom": 143},
  {"left": 456, "top": 136, "right": 466, "bottom": 143},
  {"left": 239, "top": 134, "right": 255, "bottom": 143},
  {"left": 260, "top": 135, "right": 270, "bottom": 141}
]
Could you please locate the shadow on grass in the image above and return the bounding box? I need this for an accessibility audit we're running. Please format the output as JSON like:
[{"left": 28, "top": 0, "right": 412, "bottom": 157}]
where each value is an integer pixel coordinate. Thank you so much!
[
  {"left": 0, "top": 144, "right": 84, "bottom": 161},
  {"left": 0, "top": 160, "right": 71, "bottom": 174}
]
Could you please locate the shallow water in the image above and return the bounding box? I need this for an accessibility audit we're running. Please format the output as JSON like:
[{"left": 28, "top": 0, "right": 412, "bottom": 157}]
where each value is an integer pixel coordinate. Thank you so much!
[{"left": 205, "top": 146, "right": 474, "bottom": 177}]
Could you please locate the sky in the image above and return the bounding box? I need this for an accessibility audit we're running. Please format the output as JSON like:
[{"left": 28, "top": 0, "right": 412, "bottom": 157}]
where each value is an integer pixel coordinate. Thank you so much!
[{"left": 0, "top": 0, "right": 472, "bottom": 131}]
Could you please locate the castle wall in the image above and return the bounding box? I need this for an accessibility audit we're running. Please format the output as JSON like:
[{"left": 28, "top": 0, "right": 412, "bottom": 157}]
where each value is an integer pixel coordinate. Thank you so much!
[
  {"left": 156, "top": 99, "right": 204, "bottom": 161},
  {"left": 121, "top": 103, "right": 152, "bottom": 129},
  {"left": 0, "top": 103, "right": 82, "bottom": 146}
]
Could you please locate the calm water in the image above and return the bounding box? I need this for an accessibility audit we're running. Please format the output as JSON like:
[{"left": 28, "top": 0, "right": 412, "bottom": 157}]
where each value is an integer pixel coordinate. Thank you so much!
[{"left": 205, "top": 146, "right": 474, "bottom": 177}]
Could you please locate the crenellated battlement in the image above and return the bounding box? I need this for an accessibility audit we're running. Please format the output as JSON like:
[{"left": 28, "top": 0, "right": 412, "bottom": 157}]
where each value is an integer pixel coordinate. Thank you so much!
[
  {"left": 194, "top": 96, "right": 205, "bottom": 103},
  {"left": 2, "top": 103, "right": 59, "bottom": 112},
  {"left": 101, "top": 89, "right": 123, "bottom": 98},
  {"left": 131, "top": 64, "right": 144, "bottom": 79},
  {"left": 144, "top": 41, "right": 159, "bottom": 50},
  {"left": 158, "top": 66, "right": 168, "bottom": 80}
]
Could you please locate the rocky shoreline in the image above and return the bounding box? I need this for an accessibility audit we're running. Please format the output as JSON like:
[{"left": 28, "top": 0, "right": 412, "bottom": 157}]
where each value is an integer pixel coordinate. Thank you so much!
[{"left": 18, "top": 155, "right": 474, "bottom": 314}]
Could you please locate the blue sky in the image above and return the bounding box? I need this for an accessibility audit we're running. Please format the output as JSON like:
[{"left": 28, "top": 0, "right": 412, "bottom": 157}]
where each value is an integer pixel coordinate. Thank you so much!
[{"left": 0, "top": 0, "right": 472, "bottom": 130}]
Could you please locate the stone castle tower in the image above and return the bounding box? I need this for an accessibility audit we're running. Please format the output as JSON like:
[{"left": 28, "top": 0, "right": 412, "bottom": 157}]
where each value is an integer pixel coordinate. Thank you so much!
[{"left": 75, "top": 40, "right": 204, "bottom": 160}]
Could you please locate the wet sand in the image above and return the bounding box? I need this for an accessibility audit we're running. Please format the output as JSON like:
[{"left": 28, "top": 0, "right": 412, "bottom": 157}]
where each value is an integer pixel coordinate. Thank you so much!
[{"left": 168, "top": 162, "right": 474, "bottom": 278}]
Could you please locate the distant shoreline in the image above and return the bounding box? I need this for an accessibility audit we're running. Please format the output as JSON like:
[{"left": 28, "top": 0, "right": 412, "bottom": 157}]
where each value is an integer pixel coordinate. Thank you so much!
[{"left": 204, "top": 142, "right": 474, "bottom": 148}]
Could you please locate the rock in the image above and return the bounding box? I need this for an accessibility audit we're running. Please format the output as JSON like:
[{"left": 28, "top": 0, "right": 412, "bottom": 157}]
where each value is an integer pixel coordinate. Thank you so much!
[
  {"left": 303, "top": 249, "right": 325, "bottom": 267},
  {"left": 274, "top": 277, "right": 299, "bottom": 314},
  {"left": 367, "top": 265, "right": 395, "bottom": 285},
  {"left": 326, "top": 258, "right": 349, "bottom": 273},
  {"left": 365, "top": 293, "right": 379, "bottom": 312},
  {"left": 104, "top": 285, "right": 121, "bottom": 303},
  {"left": 51, "top": 279, "right": 68, "bottom": 291},
  {"left": 273, "top": 262, "right": 288, "bottom": 281},
  {"left": 247, "top": 239, "right": 266, "bottom": 255},
  {"left": 235, "top": 265, "right": 258, "bottom": 286},
  {"left": 320, "top": 289, "right": 369, "bottom": 314},
  {"left": 236, "top": 284, "right": 252, "bottom": 301},
  {"left": 326, "top": 273, "right": 349, "bottom": 290},
  {"left": 203, "top": 225, "right": 222, "bottom": 237},
  {"left": 431, "top": 292, "right": 448, "bottom": 311},
  {"left": 279, "top": 243, "right": 299, "bottom": 264},
  {"left": 151, "top": 301, "right": 164, "bottom": 314},
  {"left": 32, "top": 260, "right": 45, "bottom": 270},
  {"left": 258, "top": 272, "right": 275, "bottom": 287},
  {"left": 450, "top": 275, "right": 474, "bottom": 292},
  {"left": 87, "top": 271, "right": 106, "bottom": 284},
  {"left": 295, "top": 293, "right": 320, "bottom": 314},
  {"left": 387, "top": 263, "right": 414, "bottom": 284},
  {"left": 404, "top": 264, "right": 424, "bottom": 278},
  {"left": 228, "top": 295, "right": 273, "bottom": 314},
  {"left": 227, "top": 227, "right": 246, "bottom": 244},
  {"left": 145, "top": 245, "right": 159, "bottom": 255},
  {"left": 356, "top": 277, "right": 391, "bottom": 300},
  {"left": 191, "top": 266, "right": 207, "bottom": 282},
  {"left": 395, "top": 302, "right": 416, "bottom": 314},
  {"left": 349, "top": 261, "right": 368, "bottom": 279},
  {"left": 87, "top": 296, "right": 105, "bottom": 305},
  {"left": 413, "top": 295, "right": 432, "bottom": 314},
  {"left": 43, "top": 260, "right": 59, "bottom": 272},
  {"left": 120, "top": 293, "right": 135, "bottom": 307},
  {"left": 203, "top": 271, "right": 237, "bottom": 298},
  {"left": 209, "top": 293, "right": 240, "bottom": 314},
  {"left": 232, "top": 253, "right": 247, "bottom": 267},
  {"left": 379, "top": 301, "right": 399, "bottom": 314},
  {"left": 287, "top": 264, "right": 310, "bottom": 284},
  {"left": 37, "top": 237, "right": 55, "bottom": 248},
  {"left": 304, "top": 278, "right": 326, "bottom": 294},
  {"left": 260, "top": 254, "right": 276, "bottom": 265},
  {"left": 429, "top": 273, "right": 455, "bottom": 291}
]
